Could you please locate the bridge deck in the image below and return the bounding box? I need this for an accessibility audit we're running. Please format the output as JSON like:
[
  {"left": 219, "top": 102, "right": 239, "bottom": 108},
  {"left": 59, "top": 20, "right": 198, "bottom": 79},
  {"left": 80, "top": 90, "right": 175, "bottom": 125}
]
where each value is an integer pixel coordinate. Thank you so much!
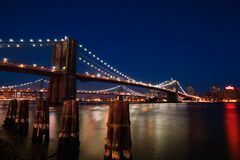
[{"left": 0, "top": 62, "right": 199, "bottom": 99}]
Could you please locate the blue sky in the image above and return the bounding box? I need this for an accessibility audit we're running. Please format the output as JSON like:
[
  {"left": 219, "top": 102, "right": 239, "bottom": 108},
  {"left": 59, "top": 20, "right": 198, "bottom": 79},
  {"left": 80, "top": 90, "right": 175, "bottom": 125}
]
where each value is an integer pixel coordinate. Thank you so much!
[{"left": 0, "top": 0, "right": 240, "bottom": 93}]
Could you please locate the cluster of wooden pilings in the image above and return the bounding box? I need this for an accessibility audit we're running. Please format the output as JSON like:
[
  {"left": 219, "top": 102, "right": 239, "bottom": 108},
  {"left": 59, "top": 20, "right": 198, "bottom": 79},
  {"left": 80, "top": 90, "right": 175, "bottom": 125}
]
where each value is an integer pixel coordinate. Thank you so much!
[
  {"left": 104, "top": 97, "right": 132, "bottom": 160},
  {"left": 32, "top": 99, "right": 49, "bottom": 143},
  {"left": 3, "top": 99, "right": 17, "bottom": 129},
  {"left": 57, "top": 100, "right": 80, "bottom": 160},
  {"left": 3, "top": 99, "right": 29, "bottom": 133},
  {"left": 2, "top": 96, "right": 133, "bottom": 159}
]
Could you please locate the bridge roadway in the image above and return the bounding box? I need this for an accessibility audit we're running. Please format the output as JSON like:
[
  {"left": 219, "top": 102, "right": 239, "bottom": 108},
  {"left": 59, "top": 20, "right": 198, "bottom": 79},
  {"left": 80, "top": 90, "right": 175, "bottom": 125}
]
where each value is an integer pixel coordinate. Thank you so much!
[{"left": 0, "top": 62, "right": 199, "bottom": 99}]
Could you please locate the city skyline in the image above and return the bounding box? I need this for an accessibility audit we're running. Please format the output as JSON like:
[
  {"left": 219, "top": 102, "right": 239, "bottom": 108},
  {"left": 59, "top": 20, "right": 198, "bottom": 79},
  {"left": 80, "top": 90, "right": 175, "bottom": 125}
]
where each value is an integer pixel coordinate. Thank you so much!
[{"left": 1, "top": 0, "right": 240, "bottom": 93}]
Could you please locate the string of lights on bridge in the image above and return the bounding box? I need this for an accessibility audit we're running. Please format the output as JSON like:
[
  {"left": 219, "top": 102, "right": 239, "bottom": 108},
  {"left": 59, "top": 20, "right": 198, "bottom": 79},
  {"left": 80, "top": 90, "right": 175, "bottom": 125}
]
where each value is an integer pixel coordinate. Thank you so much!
[
  {"left": 0, "top": 37, "right": 191, "bottom": 97},
  {"left": 0, "top": 78, "right": 143, "bottom": 96},
  {"left": 0, "top": 38, "right": 68, "bottom": 48},
  {"left": 0, "top": 77, "right": 188, "bottom": 97},
  {"left": 0, "top": 37, "right": 135, "bottom": 81},
  {"left": 0, "top": 59, "right": 189, "bottom": 96},
  {"left": 77, "top": 85, "right": 121, "bottom": 93},
  {"left": 78, "top": 43, "right": 135, "bottom": 81},
  {"left": 0, "top": 37, "right": 151, "bottom": 90},
  {"left": 0, "top": 78, "right": 48, "bottom": 89},
  {"left": 77, "top": 85, "right": 145, "bottom": 97},
  {"left": 78, "top": 56, "right": 124, "bottom": 79}
]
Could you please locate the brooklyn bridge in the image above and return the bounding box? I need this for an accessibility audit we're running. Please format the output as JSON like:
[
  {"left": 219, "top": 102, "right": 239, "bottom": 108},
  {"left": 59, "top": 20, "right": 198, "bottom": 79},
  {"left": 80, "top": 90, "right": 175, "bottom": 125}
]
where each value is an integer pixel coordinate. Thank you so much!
[{"left": 0, "top": 37, "right": 199, "bottom": 159}]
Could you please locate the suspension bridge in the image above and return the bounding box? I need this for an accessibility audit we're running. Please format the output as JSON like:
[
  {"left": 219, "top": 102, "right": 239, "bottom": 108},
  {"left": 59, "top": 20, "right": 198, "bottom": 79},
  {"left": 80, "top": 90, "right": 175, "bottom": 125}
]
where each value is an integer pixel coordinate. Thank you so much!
[
  {"left": 0, "top": 37, "right": 199, "bottom": 105},
  {"left": 0, "top": 37, "right": 201, "bottom": 159}
]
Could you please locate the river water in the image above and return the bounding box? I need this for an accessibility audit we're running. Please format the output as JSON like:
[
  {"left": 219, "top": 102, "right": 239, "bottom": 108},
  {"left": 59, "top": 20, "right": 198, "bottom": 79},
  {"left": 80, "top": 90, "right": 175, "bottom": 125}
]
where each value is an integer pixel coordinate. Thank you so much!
[{"left": 0, "top": 103, "right": 240, "bottom": 160}]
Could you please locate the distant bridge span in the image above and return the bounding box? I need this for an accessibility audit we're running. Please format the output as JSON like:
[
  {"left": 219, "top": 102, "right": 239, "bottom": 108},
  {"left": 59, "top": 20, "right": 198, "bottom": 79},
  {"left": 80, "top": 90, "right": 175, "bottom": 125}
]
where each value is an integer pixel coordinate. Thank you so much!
[{"left": 0, "top": 89, "right": 145, "bottom": 97}]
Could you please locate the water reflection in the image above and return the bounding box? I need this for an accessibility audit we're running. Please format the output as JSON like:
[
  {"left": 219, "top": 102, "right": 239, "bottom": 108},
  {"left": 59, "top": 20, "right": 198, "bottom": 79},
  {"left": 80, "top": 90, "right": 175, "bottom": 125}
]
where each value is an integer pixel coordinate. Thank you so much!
[
  {"left": 225, "top": 103, "right": 240, "bottom": 160},
  {"left": 1, "top": 103, "right": 240, "bottom": 160},
  {"left": 131, "top": 103, "right": 189, "bottom": 160},
  {"left": 78, "top": 105, "right": 108, "bottom": 159}
]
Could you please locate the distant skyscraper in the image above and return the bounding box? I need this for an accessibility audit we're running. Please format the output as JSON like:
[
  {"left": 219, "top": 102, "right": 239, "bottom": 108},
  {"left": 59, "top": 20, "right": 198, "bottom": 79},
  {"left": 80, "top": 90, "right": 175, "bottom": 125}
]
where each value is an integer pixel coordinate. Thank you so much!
[
  {"left": 210, "top": 86, "right": 220, "bottom": 94},
  {"left": 186, "top": 86, "right": 195, "bottom": 95},
  {"left": 209, "top": 86, "right": 221, "bottom": 101}
]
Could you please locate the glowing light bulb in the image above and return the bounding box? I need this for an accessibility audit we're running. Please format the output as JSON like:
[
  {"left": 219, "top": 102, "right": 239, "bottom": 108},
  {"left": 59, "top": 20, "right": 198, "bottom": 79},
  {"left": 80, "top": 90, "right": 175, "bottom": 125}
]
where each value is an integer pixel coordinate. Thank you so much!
[{"left": 3, "top": 58, "right": 8, "bottom": 63}]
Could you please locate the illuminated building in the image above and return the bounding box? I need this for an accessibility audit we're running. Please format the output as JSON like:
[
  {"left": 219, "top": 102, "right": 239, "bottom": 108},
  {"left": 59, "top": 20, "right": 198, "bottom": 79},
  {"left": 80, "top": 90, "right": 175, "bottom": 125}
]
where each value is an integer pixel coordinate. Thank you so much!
[
  {"left": 209, "top": 86, "right": 221, "bottom": 102},
  {"left": 222, "top": 86, "right": 238, "bottom": 102}
]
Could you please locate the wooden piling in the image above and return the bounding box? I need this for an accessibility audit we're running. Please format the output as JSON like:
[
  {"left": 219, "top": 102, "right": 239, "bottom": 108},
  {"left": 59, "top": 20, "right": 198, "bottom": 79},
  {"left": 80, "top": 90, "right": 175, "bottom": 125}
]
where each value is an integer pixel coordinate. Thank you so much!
[
  {"left": 14, "top": 100, "right": 29, "bottom": 133},
  {"left": 104, "top": 99, "right": 132, "bottom": 160},
  {"left": 71, "top": 100, "right": 79, "bottom": 145},
  {"left": 57, "top": 99, "right": 79, "bottom": 160},
  {"left": 3, "top": 99, "right": 17, "bottom": 129},
  {"left": 32, "top": 99, "right": 49, "bottom": 143}
]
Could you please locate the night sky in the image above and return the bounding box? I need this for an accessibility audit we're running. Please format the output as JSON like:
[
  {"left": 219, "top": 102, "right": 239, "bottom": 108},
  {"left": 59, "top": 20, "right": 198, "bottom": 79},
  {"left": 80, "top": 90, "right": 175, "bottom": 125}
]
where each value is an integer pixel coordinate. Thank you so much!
[{"left": 0, "top": 0, "right": 240, "bottom": 94}]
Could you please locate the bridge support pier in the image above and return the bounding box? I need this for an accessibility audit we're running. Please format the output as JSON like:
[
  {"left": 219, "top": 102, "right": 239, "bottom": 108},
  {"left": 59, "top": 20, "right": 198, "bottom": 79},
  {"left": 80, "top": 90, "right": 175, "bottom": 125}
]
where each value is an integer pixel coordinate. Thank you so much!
[
  {"left": 57, "top": 100, "right": 79, "bottom": 159},
  {"left": 104, "top": 96, "right": 132, "bottom": 160},
  {"left": 48, "top": 38, "right": 77, "bottom": 107}
]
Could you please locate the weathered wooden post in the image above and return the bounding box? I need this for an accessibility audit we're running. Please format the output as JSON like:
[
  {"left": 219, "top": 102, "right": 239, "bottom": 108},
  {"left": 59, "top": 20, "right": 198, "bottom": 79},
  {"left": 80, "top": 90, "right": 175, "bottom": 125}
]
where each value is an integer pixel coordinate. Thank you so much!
[
  {"left": 104, "top": 96, "right": 132, "bottom": 160},
  {"left": 32, "top": 99, "right": 49, "bottom": 143},
  {"left": 2, "top": 99, "right": 17, "bottom": 129},
  {"left": 57, "top": 99, "right": 79, "bottom": 159},
  {"left": 15, "top": 100, "right": 29, "bottom": 133}
]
